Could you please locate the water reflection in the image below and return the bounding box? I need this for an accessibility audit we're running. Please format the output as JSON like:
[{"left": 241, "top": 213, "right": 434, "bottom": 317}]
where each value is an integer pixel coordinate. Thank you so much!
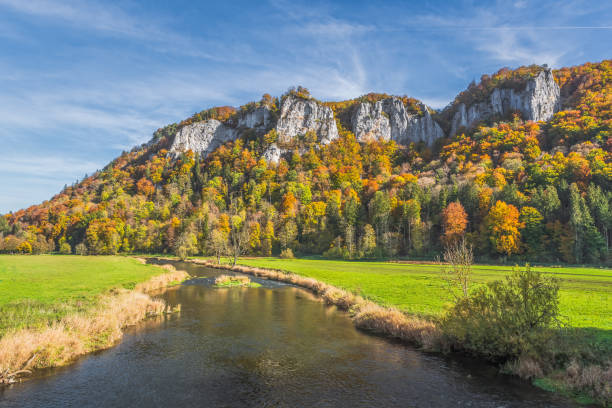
[{"left": 0, "top": 261, "right": 578, "bottom": 407}]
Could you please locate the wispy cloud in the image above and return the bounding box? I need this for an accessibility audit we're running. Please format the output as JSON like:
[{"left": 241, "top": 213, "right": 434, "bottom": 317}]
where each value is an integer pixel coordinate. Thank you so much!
[
  {"left": 0, "top": 0, "right": 148, "bottom": 37},
  {"left": 0, "top": 155, "right": 103, "bottom": 179},
  {"left": 0, "top": 0, "right": 610, "bottom": 212}
]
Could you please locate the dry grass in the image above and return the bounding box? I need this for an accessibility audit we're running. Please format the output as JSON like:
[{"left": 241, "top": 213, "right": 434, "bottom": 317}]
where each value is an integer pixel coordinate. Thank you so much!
[
  {"left": 562, "top": 359, "right": 612, "bottom": 405},
  {"left": 191, "top": 260, "right": 441, "bottom": 349},
  {"left": 0, "top": 265, "right": 189, "bottom": 385},
  {"left": 505, "top": 356, "right": 545, "bottom": 380},
  {"left": 135, "top": 264, "right": 189, "bottom": 292},
  {"left": 214, "top": 274, "right": 251, "bottom": 286}
]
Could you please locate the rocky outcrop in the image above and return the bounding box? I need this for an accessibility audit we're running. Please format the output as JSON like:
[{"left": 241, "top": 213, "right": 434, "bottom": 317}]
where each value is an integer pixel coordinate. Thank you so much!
[
  {"left": 351, "top": 101, "right": 392, "bottom": 142},
  {"left": 169, "top": 120, "right": 238, "bottom": 158},
  {"left": 276, "top": 95, "right": 338, "bottom": 144},
  {"left": 262, "top": 143, "right": 282, "bottom": 164},
  {"left": 404, "top": 108, "right": 445, "bottom": 146},
  {"left": 168, "top": 69, "right": 559, "bottom": 160},
  {"left": 237, "top": 106, "right": 271, "bottom": 130},
  {"left": 170, "top": 106, "right": 272, "bottom": 158},
  {"left": 351, "top": 97, "right": 444, "bottom": 146},
  {"left": 449, "top": 68, "right": 560, "bottom": 136}
]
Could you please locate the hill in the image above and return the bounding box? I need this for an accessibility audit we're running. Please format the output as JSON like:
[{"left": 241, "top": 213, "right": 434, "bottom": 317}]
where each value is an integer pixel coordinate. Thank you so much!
[{"left": 1, "top": 60, "right": 610, "bottom": 264}]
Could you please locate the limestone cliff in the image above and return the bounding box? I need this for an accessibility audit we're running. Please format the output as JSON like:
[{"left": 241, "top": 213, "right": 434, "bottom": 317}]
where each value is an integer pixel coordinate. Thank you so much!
[
  {"left": 351, "top": 97, "right": 444, "bottom": 146},
  {"left": 169, "top": 120, "right": 238, "bottom": 158},
  {"left": 169, "top": 106, "right": 272, "bottom": 158},
  {"left": 449, "top": 68, "right": 560, "bottom": 135},
  {"left": 237, "top": 106, "right": 271, "bottom": 130},
  {"left": 168, "top": 66, "right": 559, "bottom": 160},
  {"left": 262, "top": 143, "right": 282, "bottom": 164},
  {"left": 276, "top": 95, "right": 338, "bottom": 144}
]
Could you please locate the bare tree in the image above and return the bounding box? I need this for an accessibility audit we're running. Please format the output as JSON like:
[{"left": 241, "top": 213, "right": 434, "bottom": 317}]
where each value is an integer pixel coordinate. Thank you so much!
[
  {"left": 442, "top": 238, "right": 473, "bottom": 299},
  {"left": 229, "top": 216, "right": 249, "bottom": 266}
]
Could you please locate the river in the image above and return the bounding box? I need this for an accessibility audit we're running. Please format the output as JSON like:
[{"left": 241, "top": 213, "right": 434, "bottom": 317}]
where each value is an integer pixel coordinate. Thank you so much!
[{"left": 0, "top": 261, "right": 578, "bottom": 407}]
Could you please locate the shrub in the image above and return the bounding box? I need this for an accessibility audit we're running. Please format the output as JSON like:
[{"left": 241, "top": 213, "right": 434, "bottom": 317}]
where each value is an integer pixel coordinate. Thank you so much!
[
  {"left": 75, "top": 243, "right": 88, "bottom": 256},
  {"left": 59, "top": 242, "right": 72, "bottom": 255},
  {"left": 17, "top": 241, "right": 32, "bottom": 254},
  {"left": 441, "top": 265, "right": 561, "bottom": 361},
  {"left": 176, "top": 246, "right": 188, "bottom": 261},
  {"left": 279, "top": 248, "right": 294, "bottom": 259}
]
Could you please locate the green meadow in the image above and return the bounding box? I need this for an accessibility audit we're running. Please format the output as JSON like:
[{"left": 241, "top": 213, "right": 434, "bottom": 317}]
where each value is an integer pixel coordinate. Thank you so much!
[
  {"left": 236, "top": 258, "right": 612, "bottom": 332},
  {"left": 0, "top": 255, "right": 163, "bottom": 335}
]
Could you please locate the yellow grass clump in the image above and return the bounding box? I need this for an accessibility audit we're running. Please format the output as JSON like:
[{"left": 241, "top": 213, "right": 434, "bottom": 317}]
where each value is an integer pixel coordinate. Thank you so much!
[
  {"left": 135, "top": 264, "right": 189, "bottom": 292},
  {"left": 0, "top": 265, "right": 189, "bottom": 385},
  {"left": 214, "top": 274, "right": 251, "bottom": 286}
]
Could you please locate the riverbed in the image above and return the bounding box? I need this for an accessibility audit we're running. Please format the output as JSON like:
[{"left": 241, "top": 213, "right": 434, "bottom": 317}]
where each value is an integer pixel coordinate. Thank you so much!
[{"left": 0, "top": 261, "right": 578, "bottom": 407}]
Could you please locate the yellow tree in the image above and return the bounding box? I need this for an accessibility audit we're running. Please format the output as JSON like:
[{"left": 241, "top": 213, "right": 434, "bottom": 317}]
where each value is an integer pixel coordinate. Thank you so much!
[
  {"left": 261, "top": 220, "right": 275, "bottom": 256},
  {"left": 248, "top": 221, "right": 261, "bottom": 253},
  {"left": 486, "top": 201, "right": 523, "bottom": 256}
]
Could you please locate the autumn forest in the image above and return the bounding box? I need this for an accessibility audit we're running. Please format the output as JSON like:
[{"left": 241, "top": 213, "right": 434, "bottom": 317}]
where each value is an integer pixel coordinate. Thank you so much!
[{"left": 1, "top": 60, "right": 610, "bottom": 266}]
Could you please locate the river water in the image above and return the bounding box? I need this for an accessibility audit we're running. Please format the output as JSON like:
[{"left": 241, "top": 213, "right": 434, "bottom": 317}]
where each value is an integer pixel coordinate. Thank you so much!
[{"left": 0, "top": 261, "right": 578, "bottom": 407}]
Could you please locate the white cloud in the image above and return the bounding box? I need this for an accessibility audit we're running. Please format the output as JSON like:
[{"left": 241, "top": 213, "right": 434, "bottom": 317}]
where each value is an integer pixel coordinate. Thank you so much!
[{"left": 0, "top": 155, "right": 102, "bottom": 179}]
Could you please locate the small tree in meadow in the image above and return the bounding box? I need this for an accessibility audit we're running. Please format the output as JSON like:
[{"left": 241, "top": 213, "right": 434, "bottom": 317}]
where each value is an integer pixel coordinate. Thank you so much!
[{"left": 442, "top": 238, "right": 473, "bottom": 299}]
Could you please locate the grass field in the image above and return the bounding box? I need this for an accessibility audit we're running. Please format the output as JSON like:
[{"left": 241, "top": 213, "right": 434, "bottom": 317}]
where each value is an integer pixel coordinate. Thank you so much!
[
  {"left": 234, "top": 258, "right": 612, "bottom": 332},
  {"left": 0, "top": 255, "right": 165, "bottom": 335}
]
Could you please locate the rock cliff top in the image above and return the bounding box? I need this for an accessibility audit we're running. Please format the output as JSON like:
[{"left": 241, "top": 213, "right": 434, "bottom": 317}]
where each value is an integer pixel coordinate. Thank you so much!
[{"left": 168, "top": 65, "right": 561, "bottom": 160}]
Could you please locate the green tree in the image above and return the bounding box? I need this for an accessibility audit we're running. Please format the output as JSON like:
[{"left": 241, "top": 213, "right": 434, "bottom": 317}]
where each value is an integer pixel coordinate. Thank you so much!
[
  {"left": 402, "top": 199, "right": 421, "bottom": 251},
  {"left": 570, "top": 183, "right": 606, "bottom": 263},
  {"left": 369, "top": 191, "right": 391, "bottom": 242},
  {"left": 586, "top": 183, "right": 611, "bottom": 253},
  {"left": 531, "top": 186, "right": 561, "bottom": 222},
  {"left": 278, "top": 219, "right": 298, "bottom": 251},
  {"left": 519, "top": 206, "right": 544, "bottom": 256},
  {"left": 0, "top": 216, "right": 9, "bottom": 237}
]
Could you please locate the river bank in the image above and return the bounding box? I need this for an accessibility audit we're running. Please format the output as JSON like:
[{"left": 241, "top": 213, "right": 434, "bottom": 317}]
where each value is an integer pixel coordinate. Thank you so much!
[
  {"left": 1, "top": 261, "right": 577, "bottom": 408},
  {"left": 181, "top": 258, "right": 610, "bottom": 406},
  {"left": 0, "top": 256, "right": 189, "bottom": 384}
]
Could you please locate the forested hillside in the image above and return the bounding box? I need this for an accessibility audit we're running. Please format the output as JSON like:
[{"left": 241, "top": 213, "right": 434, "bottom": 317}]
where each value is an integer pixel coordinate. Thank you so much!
[{"left": 2, "top": 60, "right": 610, "bottom": 264}]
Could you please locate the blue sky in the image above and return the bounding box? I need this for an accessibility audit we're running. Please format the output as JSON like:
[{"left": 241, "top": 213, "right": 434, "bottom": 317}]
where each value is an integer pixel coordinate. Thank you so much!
[{"left": 0, "top": 0, "right": 610, "bottom": 213}]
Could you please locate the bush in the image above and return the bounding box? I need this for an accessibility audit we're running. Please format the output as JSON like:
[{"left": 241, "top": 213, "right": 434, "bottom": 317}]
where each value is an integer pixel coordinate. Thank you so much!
[
  {"left": 441, "top": 265, "right": 561, "bottom": 361},
  {"left": 17, "top": 241, "right": 32, "bottom": 254},
  {"left": 279, "top": 248, "right": 294, "bottom": 259},
  {"left": 75, "top": 242, "right": 88, "bottom": 256},
  {"left": 59, "top": 242, "right": 72, "bottom": 255},
  {"left": 176, "top": 246, "right": 188, "bottom": 261}
]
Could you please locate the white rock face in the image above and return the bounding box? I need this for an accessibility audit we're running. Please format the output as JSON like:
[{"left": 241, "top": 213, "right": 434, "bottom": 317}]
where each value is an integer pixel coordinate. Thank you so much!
[
  {"left": 352, "top": 100, "right": 392, "bottom": 141},
  {"left": 450, "top": 68, "right": 560, "bottom": 135},
  {"left": 276, "top": 95, "right": 338, "bottom": 144},
  {"left": 403, "top": 108, "right": 445, "bottom": 146},
  {"left": 262, "top": 143, "right": 282, "bottom": 164},
  {"left": 169, "top": 106, "right": 273, "bottom": 158},
  {"left": 169, "top": 120, "right": 238, "bottom": 158},
  {"left": 351, "top": 97, "right": 444, "bottom": 146},
  {"left": 237, "top": 106, "right": 271, "bottom": 130}
]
